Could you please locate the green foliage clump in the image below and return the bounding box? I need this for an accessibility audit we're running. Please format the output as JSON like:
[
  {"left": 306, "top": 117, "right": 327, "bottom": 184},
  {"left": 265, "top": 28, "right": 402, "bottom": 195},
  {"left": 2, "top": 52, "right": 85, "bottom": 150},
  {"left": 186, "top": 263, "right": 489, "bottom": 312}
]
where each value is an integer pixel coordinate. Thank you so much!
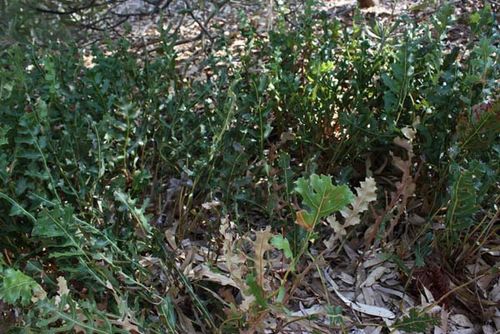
[{"left": 0, "top": 2, "right": 497, "bottom": 332}]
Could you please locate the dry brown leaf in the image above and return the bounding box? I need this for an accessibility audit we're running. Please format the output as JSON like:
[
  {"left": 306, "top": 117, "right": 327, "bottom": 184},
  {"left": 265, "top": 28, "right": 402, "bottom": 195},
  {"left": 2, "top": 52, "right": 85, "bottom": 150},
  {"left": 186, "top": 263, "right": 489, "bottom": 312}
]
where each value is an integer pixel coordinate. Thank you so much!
[
  {"left": 436, "top": 307, "right": 449, "bottom": 334},
  {"left": 57, "top": 276, "right": 70, "bottom": 296},
  {"left": 323, "top": 215, "right": 346, "bottom": 249},
  {"left": 254, "top": 226, "right": 273, "bottom": 288},
  {"left": 341, "top": 177, "right": 378, "bottom": 227},
  {"left": 363, "top": 256, "right": 386, "bottom": 268},
  {"left": 295, "top": 210, "right": 313, "bottom": 231},
  {"left": 451, "top": 314, "right": 474, "bottom": 328},
  {"left": 218, "top": 287, "right": 236, "bottom": 304},
  {"left": 325, "top": 177, "right": 377, "bottom": 249},
  {"left": 194, "top": 264, "right": 240, "bottom": 288},
  {"left": 290, "top": 303, "right": 324, "bottom": 317},
  {"left": 482, "top": 325, "right": 496, "bottom": 334},
  {"left": 490, "top": 281, "right": 500, "bottom": 302},
  {"left": 201, "top": 200, "right": 221, "bottom": 210},
  {"left": 218, "top": 218, "right": 257, "bottom": 311},
  {"left": 54, "top": 276, "right": 69, "bottom": 306},
  {"left": 220, "top": 217, "right": 246, "bottom": 284},
  {"left": 164, "top": 227, "right": 177, "bottom": 250},
  {"left": 31, "top": 285, "right": 47, "bottom": 303},
  {"left": 401, "top": 126, "right": 417, "bottom": 141},
  {"left": 324, "top": 269, "right": 395, "bottom": 319},
  {"left": 494, "top": 309, "right": 500, "bottom": 331},
  {"left": 373, "top": 286, "right": 414, "bottom": 307},
  {"left": 360, "top": 267, "right": 387, "bottom": 287}
]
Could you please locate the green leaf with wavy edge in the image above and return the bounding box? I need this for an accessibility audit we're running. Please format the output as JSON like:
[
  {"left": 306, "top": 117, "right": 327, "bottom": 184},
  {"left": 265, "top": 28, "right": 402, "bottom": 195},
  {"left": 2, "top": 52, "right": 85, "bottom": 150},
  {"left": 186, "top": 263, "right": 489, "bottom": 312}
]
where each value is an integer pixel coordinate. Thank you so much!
[
  {"left": 32, "top": 206, "right": 76, "bottom": 239},
  {"left": 36, "top": 296, "right": 111, "bottom": 333},
  {"left": 271, "top": 235, "right": 295, "bottom": 270},
  {"left": 114, "top": 191, "right": 152, "bottom": 236},
  {"left": 294, "top": 174, "right": 354, "bottom": 230},
  {"left": 271, "top": 235, "right": 293, "bottom": 259},
  {"left": 0, "top": 269, "right": 45, "bottom": 306}
]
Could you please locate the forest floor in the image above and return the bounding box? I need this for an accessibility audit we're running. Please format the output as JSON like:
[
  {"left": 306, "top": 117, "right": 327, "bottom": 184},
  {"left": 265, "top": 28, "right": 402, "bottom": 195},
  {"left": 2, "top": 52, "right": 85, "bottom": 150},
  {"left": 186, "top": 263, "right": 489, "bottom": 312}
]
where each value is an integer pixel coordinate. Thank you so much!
[{"left": 112, "top": 0, "right": 492, "bottom": 75}]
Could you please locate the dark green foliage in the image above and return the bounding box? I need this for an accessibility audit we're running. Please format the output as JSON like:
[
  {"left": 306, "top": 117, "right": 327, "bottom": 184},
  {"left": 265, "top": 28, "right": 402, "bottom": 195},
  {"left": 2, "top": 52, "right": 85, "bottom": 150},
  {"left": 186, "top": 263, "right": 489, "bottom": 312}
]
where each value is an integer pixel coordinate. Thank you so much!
[
  {"left": 446, "top": 160, "right": 496, "bottom": 241},
  {"left": 0, "top": 2, "right": 497, "bottom": 331}
]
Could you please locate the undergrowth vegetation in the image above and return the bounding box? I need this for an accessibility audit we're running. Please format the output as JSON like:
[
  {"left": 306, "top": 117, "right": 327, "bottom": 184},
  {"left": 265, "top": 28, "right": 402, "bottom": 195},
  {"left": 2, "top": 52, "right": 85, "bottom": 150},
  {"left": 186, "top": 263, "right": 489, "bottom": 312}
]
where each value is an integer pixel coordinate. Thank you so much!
[{"left": 0, "top": 2, "right": 498, "bottom": 332}]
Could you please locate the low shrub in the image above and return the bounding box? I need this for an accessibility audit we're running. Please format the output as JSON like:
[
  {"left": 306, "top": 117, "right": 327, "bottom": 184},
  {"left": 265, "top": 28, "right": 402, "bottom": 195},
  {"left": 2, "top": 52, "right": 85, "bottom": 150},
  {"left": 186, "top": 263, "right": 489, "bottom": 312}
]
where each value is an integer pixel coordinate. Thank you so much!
[{"left": 0, "top": 2, "right": 497, "bottom": 332}]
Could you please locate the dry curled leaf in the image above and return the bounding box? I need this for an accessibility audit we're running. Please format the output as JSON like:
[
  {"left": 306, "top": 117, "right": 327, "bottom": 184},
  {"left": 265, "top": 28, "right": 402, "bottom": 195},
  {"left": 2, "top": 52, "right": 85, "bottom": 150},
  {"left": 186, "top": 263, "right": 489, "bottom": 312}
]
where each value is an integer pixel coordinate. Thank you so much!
[
  {"left": 194, "top": 264, "right": 240, "bottom": 289},
  {"left": 295, "top": 210, "right": 314, "bottom": 231},
  {"left": 54, "top": 276, "right": 69, "bottom": 306},
  {"left": 57, "top": 276, "right": 70, "bottom": 296},
  {"left": 361, "top": 267, "right": 387, "bottom": 287},
  {"left": 219, "top": 217, "right": 246, "bottom": 286},
  {"left": 253, "top": 226, "right": 273, "bottom": 288},
  {"left": 341, "top": 177, "right": 378, "bottom": 227},
  {"left": 324, "top": 269, "right": 396, "bottom": 319},
  {"left": 324, "top": 177, "right": 377, "bottom": 248},
  {"left": 323, "top": 215, "right": 346, "bottom": 249}
]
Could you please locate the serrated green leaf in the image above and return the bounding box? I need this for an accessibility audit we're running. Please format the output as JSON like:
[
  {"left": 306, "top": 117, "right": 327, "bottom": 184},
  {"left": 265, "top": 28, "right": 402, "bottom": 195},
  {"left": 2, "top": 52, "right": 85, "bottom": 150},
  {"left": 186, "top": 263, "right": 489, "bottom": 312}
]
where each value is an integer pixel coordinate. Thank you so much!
[
  {"left": 114, "top": 191, "right": 152, "bottom": 236},
  {"left": 32, "top": 207, "right": 76, "bottom": 239},
  {"left": 159, "top": 296, "right": 177, "bottom": 332},
  {"left": 294, "top": 174, "right": 354, "bottom": 230},
  {"left": 447, "top": 162, "right": 482, "bottom": 231},
  {"left": 393, "top": 308, "right": 438, "bottom": 332},
  {"left": 0, "top": 125, "right": 10, "bottom": 146},
  {"left": 0, "top": 269, "right": 45, "bottom": 306},
  {"left": 36, "top": 297, "right": 111, "bottom": 333},
  {"left": 445, "top": 160, "right": 496, "bottom": 244},
  {"left": 246, "top": 274, "right": 267, "bottom": 308}
]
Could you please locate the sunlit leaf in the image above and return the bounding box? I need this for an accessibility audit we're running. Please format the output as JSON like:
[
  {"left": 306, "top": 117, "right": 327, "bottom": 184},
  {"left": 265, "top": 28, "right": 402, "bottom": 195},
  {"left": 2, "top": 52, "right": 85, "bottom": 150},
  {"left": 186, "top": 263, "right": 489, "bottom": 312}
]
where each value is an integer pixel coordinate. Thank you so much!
[
  {"left": 0, "top": 269, "right": 46, "bottom": 306},
  {"left": 294, "top": 174, "right": 354, "bottom": 230}
]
